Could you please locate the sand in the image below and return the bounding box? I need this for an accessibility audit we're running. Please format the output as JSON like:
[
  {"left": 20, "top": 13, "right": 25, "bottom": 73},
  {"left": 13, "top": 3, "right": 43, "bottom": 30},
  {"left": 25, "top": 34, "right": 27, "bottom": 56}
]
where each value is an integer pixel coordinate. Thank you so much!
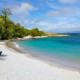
[{"left": 0, "top": 42, "right": 80, "bottom": 80}]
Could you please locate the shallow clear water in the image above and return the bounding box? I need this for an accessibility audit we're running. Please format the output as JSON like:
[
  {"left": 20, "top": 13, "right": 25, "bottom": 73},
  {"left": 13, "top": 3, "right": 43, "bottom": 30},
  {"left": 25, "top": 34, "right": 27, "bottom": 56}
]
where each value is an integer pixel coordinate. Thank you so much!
[{"left": 17, "top": 35, "right": 80, "bottom": 70}]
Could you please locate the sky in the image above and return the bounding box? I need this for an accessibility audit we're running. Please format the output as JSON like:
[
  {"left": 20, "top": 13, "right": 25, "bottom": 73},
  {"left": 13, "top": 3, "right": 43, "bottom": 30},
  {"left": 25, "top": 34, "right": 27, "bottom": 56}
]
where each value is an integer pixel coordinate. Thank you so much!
[{"left": 0, "top": 0, "right": 80, "bottom": 33}]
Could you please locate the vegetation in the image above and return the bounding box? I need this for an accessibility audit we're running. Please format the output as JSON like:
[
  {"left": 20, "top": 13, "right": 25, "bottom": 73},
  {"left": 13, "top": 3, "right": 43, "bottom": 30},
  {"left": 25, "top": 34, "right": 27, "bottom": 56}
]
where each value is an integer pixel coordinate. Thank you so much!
[
  {"left": 30, "top": 28, "right": 46, "bottom": 37},
  {"left": 0, "top": 8, "right": 46, "bottom": 40},
  {"left": 47, "top": 33, "right": 69, "bottom": 37}
]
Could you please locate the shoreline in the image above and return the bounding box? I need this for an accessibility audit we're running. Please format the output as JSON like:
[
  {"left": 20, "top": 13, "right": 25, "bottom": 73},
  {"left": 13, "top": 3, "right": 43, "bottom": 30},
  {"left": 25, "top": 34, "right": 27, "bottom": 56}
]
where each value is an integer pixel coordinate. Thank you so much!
[
  {"left": 6, "top": 41, "right": 80, "bottom": 72},
  {"left": 0, "top": 41, "right": 80, "bottom": 80},
  {"left": 6, "top": 41, "right": 26, "bottom": 53}
]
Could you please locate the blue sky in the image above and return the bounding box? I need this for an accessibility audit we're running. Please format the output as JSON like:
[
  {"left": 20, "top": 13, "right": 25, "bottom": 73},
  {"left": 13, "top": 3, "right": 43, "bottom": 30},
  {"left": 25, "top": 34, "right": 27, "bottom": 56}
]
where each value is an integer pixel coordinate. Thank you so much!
[{"left": 0, "top": 0, "right": 80, "bottom": 33}]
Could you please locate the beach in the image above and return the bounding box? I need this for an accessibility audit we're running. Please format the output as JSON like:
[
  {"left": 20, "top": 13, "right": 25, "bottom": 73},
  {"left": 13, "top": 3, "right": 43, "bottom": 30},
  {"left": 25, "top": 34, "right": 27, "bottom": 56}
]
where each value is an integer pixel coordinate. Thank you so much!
[{"left": 0, "top": 42, "right": 80, "bottom": 80}]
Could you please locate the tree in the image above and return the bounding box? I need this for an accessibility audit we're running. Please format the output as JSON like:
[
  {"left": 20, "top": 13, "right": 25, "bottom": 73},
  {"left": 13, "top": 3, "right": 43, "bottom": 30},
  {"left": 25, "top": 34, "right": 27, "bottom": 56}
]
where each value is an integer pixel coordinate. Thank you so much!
[
  {"left": 0, "top": 23, "right": 5, "bottom": 39},
  {"left": 2, "top": 8, "right": 12, "bottom": 39},
  {"left": 2, "top": 8, "right": 12, "bottom": 22},
  {"left": 39, "top": 31, "right": 46, "bottom": 36},
  {"left": 0, "top": 8, "right": 46, "bottom": 40},
  {"left": 6, "top": 21, "right": 15, "bottom": 39},
  {"left": 30, "top": 28, "right": 40, "bottom": 37},
  {"left": 0, "top": 15, "right": 5, "bottom": 39}
]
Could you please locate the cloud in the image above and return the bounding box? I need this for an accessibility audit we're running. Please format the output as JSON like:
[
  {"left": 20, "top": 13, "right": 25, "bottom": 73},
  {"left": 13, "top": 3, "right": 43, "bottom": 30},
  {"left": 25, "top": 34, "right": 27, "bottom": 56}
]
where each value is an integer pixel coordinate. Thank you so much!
[
  {"left": 0, "top": 0, "right": 80, "bottom": 33},
  {"left": 47, "top": 0, "right": 80, "bottom": 17},
  {"left": 48, "top": 2, "right": 60, "bottom": 10},
  {"left": 12, "top": 2, "right": 37, "bottom": 15},
  {"left": 23, "top": 17, "right": 80, "bottom": 33},
  {"left": 13, "top": 16, "right": 80, "bottom": 33},
  {"left": 0, "top": 1, "right": 37, "bottom": 16},
  {"left": 46, "top": 6, "right": 80, "bottom": 17},
  {"left": 59, "top": 0, "right": 78, "bottom": 3},
  {"left": 46, "top": 11, "right": 59, "bottom": 16},
  {"left": 36, "top": 21, "right": 80, "bottom": 33}
]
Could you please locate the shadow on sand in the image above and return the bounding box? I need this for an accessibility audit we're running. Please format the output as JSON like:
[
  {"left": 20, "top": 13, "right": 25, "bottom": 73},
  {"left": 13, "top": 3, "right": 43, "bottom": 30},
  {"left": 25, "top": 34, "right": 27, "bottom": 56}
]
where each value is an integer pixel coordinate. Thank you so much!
[{"left": 0, "top": 54, "right": 7, "bottom": 60}]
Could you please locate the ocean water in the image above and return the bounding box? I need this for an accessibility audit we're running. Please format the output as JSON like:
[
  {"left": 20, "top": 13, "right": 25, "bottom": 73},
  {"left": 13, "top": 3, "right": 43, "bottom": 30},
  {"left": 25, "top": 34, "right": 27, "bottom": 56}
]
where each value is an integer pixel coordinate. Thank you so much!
[{"left": 17, "top": 33, "right": 80, "bottom": 70}]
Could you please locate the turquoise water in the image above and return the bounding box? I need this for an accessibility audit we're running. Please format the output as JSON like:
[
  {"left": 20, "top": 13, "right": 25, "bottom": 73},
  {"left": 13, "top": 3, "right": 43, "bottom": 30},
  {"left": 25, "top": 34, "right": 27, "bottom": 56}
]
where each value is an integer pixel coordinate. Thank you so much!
[{"left": 17, "top": 35, "right": 80, "bottom": 70}]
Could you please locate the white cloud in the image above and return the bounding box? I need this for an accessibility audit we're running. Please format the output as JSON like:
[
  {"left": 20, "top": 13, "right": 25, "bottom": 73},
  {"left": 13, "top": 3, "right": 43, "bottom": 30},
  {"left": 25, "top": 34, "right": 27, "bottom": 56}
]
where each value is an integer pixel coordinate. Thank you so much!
[
  {"left": 14, "top": 16, "right": 80, "bottom": 33},
  {"left": 48, "top": 2, "right": 60, "bottom": 9},
  {"left": 46, "top": 6, "right": 80, "bottom": 17},
  {"left": 47, "top": 0, "right": 80, "bottom": 17},
  {"left": 23, "top": 17, "right": 80, "bottom": 33},
  {"left": 59, "top": 0, "right": 78, "bottom": 3},
  {"left": 39, "top": 22, "right": 80, "bottom": 33},
  {"left": 46, "top": 10, "right": 59, "bottom": 16},
  {"left": 12, "top": 2, "right": 37, "bottom": 15}
]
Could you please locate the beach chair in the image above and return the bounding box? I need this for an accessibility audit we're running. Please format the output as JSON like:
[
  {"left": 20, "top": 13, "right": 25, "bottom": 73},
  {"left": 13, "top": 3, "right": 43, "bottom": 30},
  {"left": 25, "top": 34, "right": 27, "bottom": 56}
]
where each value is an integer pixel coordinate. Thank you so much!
[{"left": 0, "top": 51, "right": 2, "bottom": 56}]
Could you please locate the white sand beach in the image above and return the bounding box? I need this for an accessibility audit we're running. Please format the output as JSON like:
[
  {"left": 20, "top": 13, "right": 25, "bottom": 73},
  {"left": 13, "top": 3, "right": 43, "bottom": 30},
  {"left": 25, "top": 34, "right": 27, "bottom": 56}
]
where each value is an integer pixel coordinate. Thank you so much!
[{"left": 0, "top": 42, "right": 80, "bottom": 80}]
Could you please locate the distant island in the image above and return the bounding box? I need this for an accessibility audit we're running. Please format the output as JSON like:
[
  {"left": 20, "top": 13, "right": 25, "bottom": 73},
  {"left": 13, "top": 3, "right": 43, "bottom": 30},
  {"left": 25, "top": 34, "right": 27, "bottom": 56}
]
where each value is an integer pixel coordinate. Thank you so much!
[{"left": 47, "top": 33, "right": 69, "bottom": 37}]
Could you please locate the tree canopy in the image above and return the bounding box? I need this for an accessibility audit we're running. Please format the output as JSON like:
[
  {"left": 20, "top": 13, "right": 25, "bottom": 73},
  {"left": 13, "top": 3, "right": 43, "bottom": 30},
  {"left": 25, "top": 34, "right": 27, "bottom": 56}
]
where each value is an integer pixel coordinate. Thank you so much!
[{"left": 0, "top": 8, "right": 46, "bottom": 40}]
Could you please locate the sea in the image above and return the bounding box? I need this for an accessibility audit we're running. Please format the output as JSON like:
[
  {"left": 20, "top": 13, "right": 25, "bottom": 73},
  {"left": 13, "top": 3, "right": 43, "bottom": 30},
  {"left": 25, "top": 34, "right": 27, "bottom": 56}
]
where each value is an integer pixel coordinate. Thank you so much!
[{"left": 17, "top": 33, "right": 80, "bottom": 70}]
